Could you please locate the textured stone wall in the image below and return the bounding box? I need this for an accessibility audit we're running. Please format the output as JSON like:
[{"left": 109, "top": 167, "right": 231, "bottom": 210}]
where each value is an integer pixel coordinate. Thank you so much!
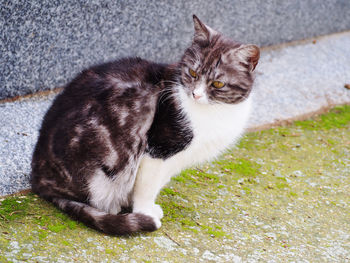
[{"left": 1, "top": 0, "right": 350, "bottom": 100}]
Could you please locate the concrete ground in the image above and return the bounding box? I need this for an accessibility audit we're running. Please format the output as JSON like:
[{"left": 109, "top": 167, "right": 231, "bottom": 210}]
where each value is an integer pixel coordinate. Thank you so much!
[{"left": 1, "top": 31, "right": 349, "bottom": 196}]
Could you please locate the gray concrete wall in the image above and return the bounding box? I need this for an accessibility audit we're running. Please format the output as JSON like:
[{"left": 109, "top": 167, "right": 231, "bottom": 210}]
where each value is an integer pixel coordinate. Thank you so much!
[{"left": 1, "top": 0, "right": 350, "bottom": 100}]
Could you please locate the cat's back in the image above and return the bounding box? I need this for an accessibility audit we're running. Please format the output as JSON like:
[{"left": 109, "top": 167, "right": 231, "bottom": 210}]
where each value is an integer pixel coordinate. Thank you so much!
[
  {"left": 39, "top": 57, "right": 165, "bottom": 131},
  {"left": 31, "top": 58, "right": 166, "bottom": 195},
  {"left": 63, "top": 57, "right": 164, "bottom": 101}
]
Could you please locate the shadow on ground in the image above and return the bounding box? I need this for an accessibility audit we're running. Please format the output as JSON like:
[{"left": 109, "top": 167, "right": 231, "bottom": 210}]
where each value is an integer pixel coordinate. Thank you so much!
[{"left": 1, "top": 105, "right": 349, "bottom": 262}]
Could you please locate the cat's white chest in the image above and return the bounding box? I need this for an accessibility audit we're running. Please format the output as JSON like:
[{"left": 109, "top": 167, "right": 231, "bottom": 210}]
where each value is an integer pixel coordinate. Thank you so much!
[{"left": 176, "top": 90, "right": 251, "bottom": 167}]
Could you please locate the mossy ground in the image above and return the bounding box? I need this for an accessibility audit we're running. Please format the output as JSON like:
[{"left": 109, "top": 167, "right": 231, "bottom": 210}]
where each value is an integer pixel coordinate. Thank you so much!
[{"left": 1, "top": 105, "right": 350, "bottom": 262}]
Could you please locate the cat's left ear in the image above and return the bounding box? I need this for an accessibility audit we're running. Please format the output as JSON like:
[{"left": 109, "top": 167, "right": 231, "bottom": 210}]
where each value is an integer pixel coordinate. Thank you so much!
[
  {"left": 192, "top": 15, "right": 215, "bottom": 46},
  {"left": 235, "top": 44, "right": 260, "bottom": 72}
]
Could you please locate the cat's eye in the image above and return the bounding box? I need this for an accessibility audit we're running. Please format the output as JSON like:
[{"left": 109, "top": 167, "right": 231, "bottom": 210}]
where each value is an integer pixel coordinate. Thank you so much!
[
  {"left": 212, "top": 81, "right": 225, "bottom": 88},
  {"left": 189, "top": 68, "right": 198, "bottom": 79}
]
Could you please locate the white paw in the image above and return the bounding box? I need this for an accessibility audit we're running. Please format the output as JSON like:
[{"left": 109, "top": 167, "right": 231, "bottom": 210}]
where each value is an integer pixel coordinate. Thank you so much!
[
  {"left": 152, "top": 204, "right": 164, "bottom": 219},
  {"left": 153, "top": 217, "right": 162, "bottom": 229},
  {"left": 142, "top": 212, "right": 162, "bottom": 230},
  {"left": 133, "top": 204, "right": 163, "bottom": 229}
]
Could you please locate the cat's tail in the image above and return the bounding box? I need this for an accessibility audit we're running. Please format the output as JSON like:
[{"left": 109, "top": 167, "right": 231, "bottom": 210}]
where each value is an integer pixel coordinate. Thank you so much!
[{"left": 51, "top": 198, "right": 158, "bottom": 235}]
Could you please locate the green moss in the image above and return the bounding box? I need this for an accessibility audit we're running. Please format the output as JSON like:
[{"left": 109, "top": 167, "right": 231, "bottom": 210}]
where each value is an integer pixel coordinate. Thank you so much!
[
  {"left": 288, "top": 191, "right": 298, "bottom": 197},
  {"left": 276, "top": 182, "right": 289, "bottom": 189},
  {"left": 218, "top": 158, "right": 261, "bottom": 177},
  {"left": 0, "top": 255, "right": 8, "bottom": 262},
  {"left": 242, "top": 186, "right": 252, "bottom": 194},
  {"left": 161, "top": 188, "right": 178, "bottom": 196},
  {"left": 173, "top": 171, "right": 197, "bottom": 184},
  {"left": 105, "top": 248, "right": 117, "bottom": 255},
  {"left": 180, "top": 218, "right": 196, "bottom": 227},
  {"left": 48, "top": 224, "right": 66, "bottom": 233},
  {"left": 197, "top": 172, "right": 219, "bottom": 184},
  {"left": 277, "top": 177, "right": 287, "bottom": 182},
  {"left": 180, "top": 218, "right": 200, "bottom": 234},
  {"left": 276, "top": 127, "right": 292, "bottom": 136},
  {"left": 159, "top": 199, "right": 194, "bottom": 223},
  {"left": 236, "top": 133, "right": 261, "bottom": 150},
  {"left": 61, "top": 240, "right": 72, "bottom": 247},
  {"left": 0, "top": 194, "right": 34, "bottom": 220},
  {"left": 54, "top": 211, "right": 69, "bottom": 220},
  {"left": 207, "top": 229, "right": 226, "bottom": 237},
  {"left": 67, "top": 220, "right": 77, "bottom": 229},
  {"left": 326, "top": 138, "right": 336, "bottom": 145},
  {"left": 182, "top": 227, "right": 199, "bottom": 234},
  {"left": 199, "top": 224, "right": 228, "bottom": 238},
  {"left": 172, "top": 168, "right": 221, "bottom": 187},
  {"left": 172, "top": 176, "right": 186, "bottom": 183},
  {"left": 295, "top": 105, "right": 350, "bottom": 130},
  {"left": 38, "top": 229, "right": 48, "bottom": 240}
]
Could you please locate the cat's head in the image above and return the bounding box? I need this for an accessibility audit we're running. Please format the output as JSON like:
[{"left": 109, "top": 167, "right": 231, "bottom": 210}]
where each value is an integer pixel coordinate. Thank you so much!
[{"left": 180, "top": 15, "right": 260, "bottom": 105}]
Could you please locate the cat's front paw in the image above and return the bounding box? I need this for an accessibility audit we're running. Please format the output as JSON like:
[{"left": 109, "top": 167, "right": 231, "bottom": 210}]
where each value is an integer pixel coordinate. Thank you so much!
[
  {"left": 133, "top": 204, "right": 163, "bottom": 229},
  {"left": 152, "top": 217, "right": 162, "bottom": 229},
  {"left": 152, "top": 204, "right": 164, "bottom": 220}
]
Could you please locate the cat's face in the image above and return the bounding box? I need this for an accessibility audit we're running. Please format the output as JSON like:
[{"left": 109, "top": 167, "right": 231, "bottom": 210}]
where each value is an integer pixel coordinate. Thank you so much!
[{"left": 180, "top": 15, "right": 260, "bottom": 105}]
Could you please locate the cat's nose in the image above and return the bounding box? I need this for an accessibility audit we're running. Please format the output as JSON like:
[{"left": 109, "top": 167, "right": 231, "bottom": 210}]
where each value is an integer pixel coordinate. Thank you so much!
[{"left": 192, "top": 92, "right": 202, "bottom": 100}]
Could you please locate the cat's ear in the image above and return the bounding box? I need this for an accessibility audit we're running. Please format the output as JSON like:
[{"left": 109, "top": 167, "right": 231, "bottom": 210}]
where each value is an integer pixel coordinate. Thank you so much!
[
  {"left": 235, "top": 44, "right": 260, "bottom": 71},
  {"left": 192, "top": 15, "right": 212, "bottom": 46}
]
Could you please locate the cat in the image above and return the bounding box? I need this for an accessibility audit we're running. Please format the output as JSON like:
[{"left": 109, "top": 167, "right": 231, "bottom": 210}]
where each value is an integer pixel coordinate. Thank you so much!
[{"left": 30, "top": 15, "right": 260, "bottom": 235}]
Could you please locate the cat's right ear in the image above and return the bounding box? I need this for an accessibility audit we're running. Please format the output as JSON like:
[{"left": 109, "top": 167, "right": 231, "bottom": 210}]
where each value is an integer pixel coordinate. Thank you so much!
[
  {"left": 236, "top": 44, "right": 260, "bottom": 72},
  {"left": 193, "top": 15, "right": 210, "bottom": 46}
]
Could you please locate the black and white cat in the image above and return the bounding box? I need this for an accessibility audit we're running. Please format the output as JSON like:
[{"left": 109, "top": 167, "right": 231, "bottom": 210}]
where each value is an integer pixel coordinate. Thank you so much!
[{"left": 31, "top": 15, "right": 260, "bottom": 235}]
